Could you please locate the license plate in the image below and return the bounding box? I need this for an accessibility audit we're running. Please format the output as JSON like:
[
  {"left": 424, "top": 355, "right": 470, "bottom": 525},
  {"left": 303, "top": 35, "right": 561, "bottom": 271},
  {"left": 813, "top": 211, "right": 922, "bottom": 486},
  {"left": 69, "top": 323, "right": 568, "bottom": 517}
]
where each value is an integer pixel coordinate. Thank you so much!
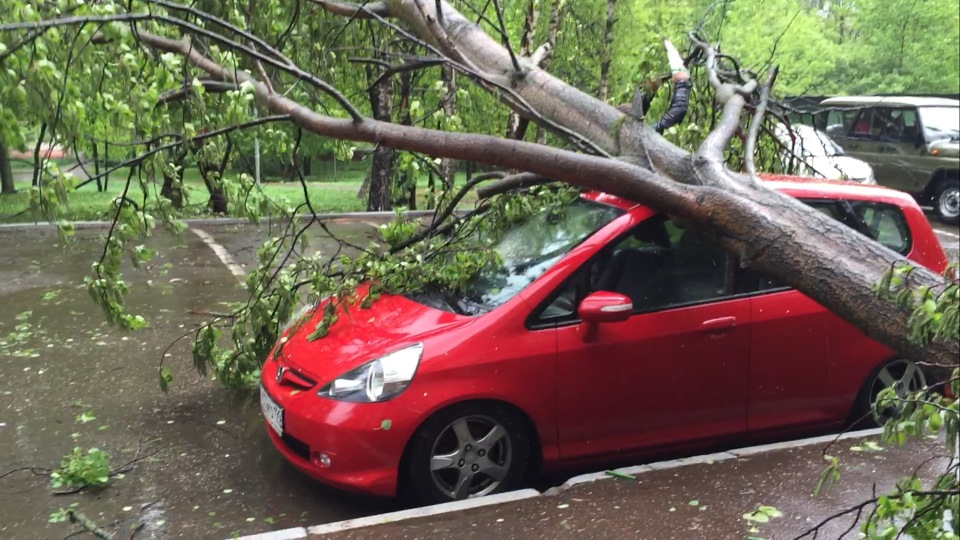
[{"left": 260, "top": 385, "right": 284, "bottom": 436}]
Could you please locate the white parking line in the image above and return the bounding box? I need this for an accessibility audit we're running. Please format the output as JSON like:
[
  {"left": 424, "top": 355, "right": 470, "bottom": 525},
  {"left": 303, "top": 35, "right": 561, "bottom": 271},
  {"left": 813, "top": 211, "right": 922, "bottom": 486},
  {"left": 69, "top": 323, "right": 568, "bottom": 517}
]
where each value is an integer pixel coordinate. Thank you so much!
[
  {"left": 935, "top": 229, "right": 960, "bottom": 240},
  {"left": 190, "top": 227, "right": 246, "bottom": 282}
]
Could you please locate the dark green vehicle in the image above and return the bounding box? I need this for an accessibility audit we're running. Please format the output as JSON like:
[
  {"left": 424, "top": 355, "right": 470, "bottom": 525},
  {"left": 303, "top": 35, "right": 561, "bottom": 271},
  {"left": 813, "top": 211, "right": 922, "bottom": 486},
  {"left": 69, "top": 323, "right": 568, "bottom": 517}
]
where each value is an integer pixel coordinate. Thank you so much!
[{"left": 820, "top": 96, "right": 959, "bottom": 224}]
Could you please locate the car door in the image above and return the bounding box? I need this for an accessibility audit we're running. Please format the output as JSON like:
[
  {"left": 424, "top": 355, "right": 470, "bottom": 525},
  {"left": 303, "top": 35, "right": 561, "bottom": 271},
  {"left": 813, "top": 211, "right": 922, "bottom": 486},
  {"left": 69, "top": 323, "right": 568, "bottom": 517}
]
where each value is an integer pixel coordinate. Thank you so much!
[
  {"left": 738, "top": 198, "right": 915, "bottom": 433},
  {"left": 547, "top": 215, "right": 751, "bottom": 461},
  {"left": 870, "top": 107, "right": 929, "bottom": 193},
  {"left": 742, "top": 282, "right": 834, "bottom": 432},
  {"left": 837, "top": 107, "right": 878, "bottom": 164}
]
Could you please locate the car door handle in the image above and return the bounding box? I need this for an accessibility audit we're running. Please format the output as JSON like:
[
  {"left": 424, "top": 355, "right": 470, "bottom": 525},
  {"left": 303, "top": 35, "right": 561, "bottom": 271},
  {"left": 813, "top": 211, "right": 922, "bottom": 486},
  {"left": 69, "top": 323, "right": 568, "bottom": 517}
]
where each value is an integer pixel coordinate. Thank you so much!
[{"left": 700, "top": 316, "right": 737, "bottom": 333}]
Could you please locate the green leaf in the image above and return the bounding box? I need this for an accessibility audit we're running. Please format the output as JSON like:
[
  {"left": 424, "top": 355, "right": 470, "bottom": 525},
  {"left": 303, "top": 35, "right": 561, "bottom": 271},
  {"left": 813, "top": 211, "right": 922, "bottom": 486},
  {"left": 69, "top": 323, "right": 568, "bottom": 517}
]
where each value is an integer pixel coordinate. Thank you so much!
[
  {"left": 604, "top": 470, "right": 636, "bottom": 481},
  {"left": 159, "top": 367, "right": 173, "bottom": 393},
  {"left": 743, "top": 512, "right": 770, "bottom": 523}
]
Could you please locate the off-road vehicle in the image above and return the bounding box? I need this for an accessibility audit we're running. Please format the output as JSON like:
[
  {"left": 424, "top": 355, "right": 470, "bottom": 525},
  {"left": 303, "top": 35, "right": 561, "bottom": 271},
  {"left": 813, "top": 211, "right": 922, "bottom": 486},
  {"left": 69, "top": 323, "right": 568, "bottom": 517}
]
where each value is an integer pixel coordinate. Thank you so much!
[{"left": 820, "top": 96, "right": 959, "bottom": 224}]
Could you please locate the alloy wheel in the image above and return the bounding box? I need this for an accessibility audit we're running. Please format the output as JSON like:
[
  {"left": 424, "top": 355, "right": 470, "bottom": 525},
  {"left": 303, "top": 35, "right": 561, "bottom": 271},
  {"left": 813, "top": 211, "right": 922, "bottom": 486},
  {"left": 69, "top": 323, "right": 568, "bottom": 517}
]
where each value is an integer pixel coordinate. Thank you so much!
[
  {"left": 938, "top": 185, "right": 959, "bottom": 220},
  {"left": 429, "top": 415, "right": 512, "bottom": 500},
  {"left": 869, "top": 359, "right": 926, "bottom": 424}
]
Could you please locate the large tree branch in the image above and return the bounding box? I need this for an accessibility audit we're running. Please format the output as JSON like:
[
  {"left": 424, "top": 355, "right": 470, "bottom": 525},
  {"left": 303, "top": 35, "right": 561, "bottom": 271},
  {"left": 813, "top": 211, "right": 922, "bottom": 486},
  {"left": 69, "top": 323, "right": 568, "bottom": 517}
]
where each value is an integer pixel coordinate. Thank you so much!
[
  {"left": 134, "top": 22, "right": 959, "bottom": 368},
  {"left": 317, "top": 0, "right": 628, "bottom": 155},
  {"left": 135, "top": 30, "right": 697, "bottom": 214},
  {"left": 14, "top": 4, "right": 952, "bottom": 367}
]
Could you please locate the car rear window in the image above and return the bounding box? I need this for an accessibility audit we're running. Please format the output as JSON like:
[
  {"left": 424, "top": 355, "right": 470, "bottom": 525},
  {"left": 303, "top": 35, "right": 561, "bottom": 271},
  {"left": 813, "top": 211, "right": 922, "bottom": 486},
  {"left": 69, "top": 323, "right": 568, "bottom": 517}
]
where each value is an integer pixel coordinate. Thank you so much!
[{"left": 803, "top": 199, "right": 912, "bottom": 254}]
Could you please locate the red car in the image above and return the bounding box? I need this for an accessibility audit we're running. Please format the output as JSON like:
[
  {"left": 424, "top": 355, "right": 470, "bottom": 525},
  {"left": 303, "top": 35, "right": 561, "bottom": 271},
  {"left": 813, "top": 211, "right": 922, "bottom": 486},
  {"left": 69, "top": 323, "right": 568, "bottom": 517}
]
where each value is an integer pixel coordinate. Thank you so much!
[{"left": 260, "top": 177, "right": 948, "bottom": 503}]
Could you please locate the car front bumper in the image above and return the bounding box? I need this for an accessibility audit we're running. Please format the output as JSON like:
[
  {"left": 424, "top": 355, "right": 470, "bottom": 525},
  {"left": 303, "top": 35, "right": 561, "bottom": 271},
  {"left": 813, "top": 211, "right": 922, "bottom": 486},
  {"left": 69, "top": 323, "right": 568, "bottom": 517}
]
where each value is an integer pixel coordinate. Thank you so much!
[{"left": 260, "top": 361, "right": 419, "bottom": 498}]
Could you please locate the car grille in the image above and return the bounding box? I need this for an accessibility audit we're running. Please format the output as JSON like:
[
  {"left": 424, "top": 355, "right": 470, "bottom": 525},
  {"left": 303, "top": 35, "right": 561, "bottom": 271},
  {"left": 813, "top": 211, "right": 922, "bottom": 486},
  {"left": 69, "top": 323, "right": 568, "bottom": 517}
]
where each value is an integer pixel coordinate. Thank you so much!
[
  {"left": 276, "top": 365, "right": 317, "bottom": 391},
  {"left": 281, "top": 432, "right": 311, "bottom": 462}
]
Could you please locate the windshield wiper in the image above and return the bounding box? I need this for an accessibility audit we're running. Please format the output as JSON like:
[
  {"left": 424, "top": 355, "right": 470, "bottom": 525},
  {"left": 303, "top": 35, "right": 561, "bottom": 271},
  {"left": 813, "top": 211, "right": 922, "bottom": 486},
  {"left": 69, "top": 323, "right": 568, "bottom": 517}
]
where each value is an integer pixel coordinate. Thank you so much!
[{"left": 452, "top": 294, "right": 492, "bottom": 315}]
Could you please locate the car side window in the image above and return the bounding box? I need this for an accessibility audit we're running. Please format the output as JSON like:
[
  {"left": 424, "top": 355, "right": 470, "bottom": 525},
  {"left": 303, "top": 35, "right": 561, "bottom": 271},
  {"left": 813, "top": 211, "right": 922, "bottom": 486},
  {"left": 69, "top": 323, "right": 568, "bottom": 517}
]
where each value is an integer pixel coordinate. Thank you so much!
[
  {"left": 849, "top": 109, "right": 874, "bottom": 137},
  {"left": 827, "top": 110, "right": 859, "bottom": 133},
  {"left": 533, "top": 216, "right": 734, "bottom": 326},
  {"left": 735, "top": 199, "right": 912, "bottom": 294},
  {"left": 589, "top": 216, "right": 732, "bottom": 313},
  {"left": 875, "top": 108, "right": 919, "bottom": 143},
  {"left": 886, "top": 108, "right": 920, "bottom": 143}
]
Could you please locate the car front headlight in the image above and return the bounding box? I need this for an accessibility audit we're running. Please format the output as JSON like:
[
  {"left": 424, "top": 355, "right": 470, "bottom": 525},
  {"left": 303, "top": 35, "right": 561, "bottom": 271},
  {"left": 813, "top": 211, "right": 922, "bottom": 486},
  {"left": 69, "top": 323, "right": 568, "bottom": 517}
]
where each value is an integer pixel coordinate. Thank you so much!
[{"left": 317, "top": 343, "right": 423, "bottom": 403}]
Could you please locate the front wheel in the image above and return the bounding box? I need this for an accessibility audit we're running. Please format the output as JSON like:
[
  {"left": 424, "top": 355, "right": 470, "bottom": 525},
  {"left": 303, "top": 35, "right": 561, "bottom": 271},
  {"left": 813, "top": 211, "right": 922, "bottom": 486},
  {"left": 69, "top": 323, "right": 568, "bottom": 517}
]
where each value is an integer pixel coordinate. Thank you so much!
[
  {"left": 934, "top": 179, "right": 959, "bottom": 225},
  {"left": 851, "top": 358, "right": 927, "bottom": 428},
  {"left": 403, "top": 402, "right": 531, "bottom": 504}
]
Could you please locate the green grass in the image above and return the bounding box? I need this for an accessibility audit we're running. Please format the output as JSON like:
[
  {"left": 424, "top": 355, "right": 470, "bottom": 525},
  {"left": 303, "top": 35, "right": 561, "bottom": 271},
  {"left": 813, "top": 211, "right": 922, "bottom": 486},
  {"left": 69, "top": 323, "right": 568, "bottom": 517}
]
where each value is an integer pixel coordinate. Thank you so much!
[{"left": 1, "top": 166, "right": 478, "bottom": 223}]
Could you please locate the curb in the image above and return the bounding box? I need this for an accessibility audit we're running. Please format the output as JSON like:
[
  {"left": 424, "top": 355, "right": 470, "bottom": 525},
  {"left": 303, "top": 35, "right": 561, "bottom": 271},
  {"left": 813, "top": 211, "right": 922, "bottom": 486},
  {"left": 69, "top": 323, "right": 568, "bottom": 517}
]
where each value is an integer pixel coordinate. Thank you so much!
[
  {"left": 0, "top": 210, "right": 442, "bottom": 232},
  {"left": 554, "top": 428, "right": 882, "bottom": 491},
  {"left": 235, "top": 489, "right": 540, "bottom": 540},
  {"left": 233, "top": 428, "right": 884, "bottom": 540}
]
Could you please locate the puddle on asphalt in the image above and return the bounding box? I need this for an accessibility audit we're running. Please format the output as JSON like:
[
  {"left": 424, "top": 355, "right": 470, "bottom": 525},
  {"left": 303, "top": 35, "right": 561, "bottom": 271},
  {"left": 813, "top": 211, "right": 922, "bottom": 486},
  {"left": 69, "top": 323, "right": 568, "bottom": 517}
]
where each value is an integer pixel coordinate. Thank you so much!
[{"left": 0, "top": 226, "right": 389, "bottom": 539}]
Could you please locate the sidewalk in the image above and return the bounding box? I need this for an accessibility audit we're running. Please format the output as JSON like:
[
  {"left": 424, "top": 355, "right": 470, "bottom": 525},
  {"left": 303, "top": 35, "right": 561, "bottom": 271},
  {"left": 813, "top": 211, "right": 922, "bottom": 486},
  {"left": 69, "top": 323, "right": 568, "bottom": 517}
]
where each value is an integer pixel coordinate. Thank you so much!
[{"left": 242, "top": 430, "right": 951, "bottom": 540}]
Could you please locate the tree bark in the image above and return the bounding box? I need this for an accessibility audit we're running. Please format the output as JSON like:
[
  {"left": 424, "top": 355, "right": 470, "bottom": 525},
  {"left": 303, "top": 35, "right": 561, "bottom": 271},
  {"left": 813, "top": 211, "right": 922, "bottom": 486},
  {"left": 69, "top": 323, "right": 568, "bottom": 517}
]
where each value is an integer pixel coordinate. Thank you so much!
[
  {"left": 598, "top": 0, "right": 618, "bottom": 102},
  {"left": 398, "top": 68, "right": 416, "bottom": 210},
  {"left": 506, "top": 0, "right": 539, "bottom": 141},
  {"left": 160, "top": 149, "right": 185, "bottom": 209},
  {"left": 368, "top": 145, "right": 394, "bottom": 211},
  {"left": 438, "top": 65, "right": 458, "bottom": 187},
  {"left": 365, "top": 50, "right": 396, "bottom": 211},
  {"left": 138, "top": 5, "right": 958, "bottom": 367},
  {"left": 195, "top": 139, "right": 231, "bottom": 214},
  {"left": 0, "top": 143, "right": 15, "bottom": 195},
  {"left": 535, "top": 0, "right": 564, "bottom": 145}
]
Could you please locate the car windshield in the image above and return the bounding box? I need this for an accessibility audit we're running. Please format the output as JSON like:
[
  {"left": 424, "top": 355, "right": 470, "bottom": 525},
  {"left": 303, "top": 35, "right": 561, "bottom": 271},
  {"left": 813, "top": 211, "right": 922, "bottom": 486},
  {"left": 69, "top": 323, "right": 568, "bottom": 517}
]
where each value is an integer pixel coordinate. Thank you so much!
[
  {"left": 409, "top": 198, "right": 623, "bottom": 315},
  {"left": 796, "top": 125, "right": 844, "bottom": 157},
  {"left": 918, "top": 106, "right": 960, "bottom": 142},
  {"left": 778, "top": 124, "right": 844, "bottom": 158}
]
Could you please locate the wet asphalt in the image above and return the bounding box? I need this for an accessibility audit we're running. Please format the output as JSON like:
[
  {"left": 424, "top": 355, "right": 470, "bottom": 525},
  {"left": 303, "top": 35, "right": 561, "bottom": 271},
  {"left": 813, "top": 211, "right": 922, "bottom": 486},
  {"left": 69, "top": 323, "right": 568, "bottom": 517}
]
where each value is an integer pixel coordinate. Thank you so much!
[
  {"left": 0, "top": 216, "right": 956, "bottom": 540},
  {"left": 0, "top": 221, "right": 385, "bottom": 540}
]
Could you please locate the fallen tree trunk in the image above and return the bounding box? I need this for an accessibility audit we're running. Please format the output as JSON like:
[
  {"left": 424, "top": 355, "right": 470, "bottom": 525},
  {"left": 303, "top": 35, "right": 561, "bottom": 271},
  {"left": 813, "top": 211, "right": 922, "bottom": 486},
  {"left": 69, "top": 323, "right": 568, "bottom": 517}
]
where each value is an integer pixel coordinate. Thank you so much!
[{"left": 132, "top": 11, "right": 956, "bottom": 366}]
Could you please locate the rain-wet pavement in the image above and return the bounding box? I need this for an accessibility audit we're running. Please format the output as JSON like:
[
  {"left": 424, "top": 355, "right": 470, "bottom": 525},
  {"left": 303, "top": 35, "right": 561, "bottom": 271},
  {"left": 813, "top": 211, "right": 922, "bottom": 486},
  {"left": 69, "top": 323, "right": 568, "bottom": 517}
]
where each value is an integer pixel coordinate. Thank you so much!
[
  {"left": 0, "top": 222, "right": 390, "bottom": 539},
  {"left": 312, "top": 438, "right": 950, "bottom": 540},
  {"left": 0, "top": 216, "right": 957, "bottom": 540}
]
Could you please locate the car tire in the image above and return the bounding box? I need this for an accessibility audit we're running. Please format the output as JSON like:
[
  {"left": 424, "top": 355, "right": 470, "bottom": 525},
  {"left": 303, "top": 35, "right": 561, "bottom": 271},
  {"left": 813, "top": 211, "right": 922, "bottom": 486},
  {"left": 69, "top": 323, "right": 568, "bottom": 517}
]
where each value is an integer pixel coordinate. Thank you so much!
[
  {"left": 933, "top": 179, "right": 960, "bottom": 225},
  {"left": 403, "top": 402, "right": 531, "bottom": 504},
  {"left": 849, "top": 358, "right": 927, "bottom": 429}
]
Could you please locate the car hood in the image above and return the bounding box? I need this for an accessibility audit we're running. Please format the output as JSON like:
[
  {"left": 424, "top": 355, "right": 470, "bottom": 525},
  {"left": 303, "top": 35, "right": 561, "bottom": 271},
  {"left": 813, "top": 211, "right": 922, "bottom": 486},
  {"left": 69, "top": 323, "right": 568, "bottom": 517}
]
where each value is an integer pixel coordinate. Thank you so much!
[
  {"left": 929, "top": 139, "right": 960, "bottom": 158},
  {"left": 809, "top": 155, "right": 875, "bottom": 183},
  {"left": 274, "top": 289, "right": 475, "bottom": 383}
]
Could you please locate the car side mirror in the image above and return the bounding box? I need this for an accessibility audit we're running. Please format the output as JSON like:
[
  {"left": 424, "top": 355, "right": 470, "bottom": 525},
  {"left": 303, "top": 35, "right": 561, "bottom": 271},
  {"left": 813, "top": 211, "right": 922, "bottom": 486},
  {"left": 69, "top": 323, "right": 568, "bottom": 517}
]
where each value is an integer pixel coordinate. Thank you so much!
[{"left": 578, "top": 291, "right": 632, "bottom": 342}]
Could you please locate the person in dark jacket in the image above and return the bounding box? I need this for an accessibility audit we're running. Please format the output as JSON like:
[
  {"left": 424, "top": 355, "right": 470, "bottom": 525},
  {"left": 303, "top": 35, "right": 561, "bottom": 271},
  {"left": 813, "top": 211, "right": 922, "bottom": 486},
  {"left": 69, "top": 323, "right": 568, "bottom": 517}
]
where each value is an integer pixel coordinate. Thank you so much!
[{"left": 622, "top": 40, "right": 691, "bottom": 134}]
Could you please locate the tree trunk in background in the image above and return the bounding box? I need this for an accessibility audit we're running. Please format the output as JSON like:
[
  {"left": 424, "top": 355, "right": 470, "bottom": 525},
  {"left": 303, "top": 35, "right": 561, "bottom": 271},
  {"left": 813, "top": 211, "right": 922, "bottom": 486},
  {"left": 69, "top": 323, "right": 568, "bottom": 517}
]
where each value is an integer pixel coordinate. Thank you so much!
[
  {"left": 398, "top": 69, "right": 416, "bottom": 210},
  {"left": 160, "top": 149, "right": 185, "bottom": 209},
  {"left": 438, "top": 65, "right": 458, "bottom": 188},
  {"left": 535, "top": 0, "right": 564, "bottom": 145},
  {"left": 365, "top": 53, "right": 396, "bottom": 212},
  {"left": 0, "top": 143, "right": 15, "bottom": 195},
  {"left": 32, "top": 122, "right": 47, "bottom": 188},
  {"left": 196, "top": 140, "right": 231, "bottom": 214},
  {"left": 506, "top": 0, "right": 539, "bottom": 141},
  {"left": 598, "top": 0, "right": 618, "bottom": 102},
  {"left": 368, "top": 145, "right": 394, "bottom": 211}
]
